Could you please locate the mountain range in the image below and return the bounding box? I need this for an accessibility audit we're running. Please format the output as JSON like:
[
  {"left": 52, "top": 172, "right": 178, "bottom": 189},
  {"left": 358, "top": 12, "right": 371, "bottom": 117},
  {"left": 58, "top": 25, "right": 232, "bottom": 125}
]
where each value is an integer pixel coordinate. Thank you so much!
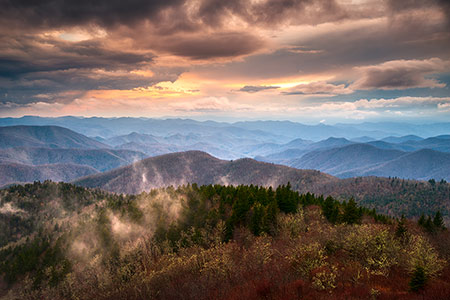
[
  {"left": 0, "top": 125, "right": 107, "bottom": 149},
  {"left": 0, "top": 122, "right": 449, "bottom": 221},
  {"left": 0, "top": 162, "right": 97, "bottom": 187},
  {"left": 282, "top": 144, "right": 450, "bottom": 180},
  {"left": 2, "top": 116, "right": 450, "bottom": 140},
  {"left": 1, "top": 122, "right": 450, "bottom": 187},
  {"left": 72, "top": 150, "right": 450, "bottom": 221},
  {"left": 0, "top": 125, "right": 148, "bottom": 187},
  {"left": 73, "top": 150, "right": 335, "bottom": 194}
]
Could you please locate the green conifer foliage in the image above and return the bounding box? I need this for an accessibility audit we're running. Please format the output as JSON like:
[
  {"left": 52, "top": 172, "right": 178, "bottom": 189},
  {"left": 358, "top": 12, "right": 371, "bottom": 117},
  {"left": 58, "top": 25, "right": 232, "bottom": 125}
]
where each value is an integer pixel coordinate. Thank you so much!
[
  {"left": 409, "top": 266, "right": 427, "bottom": 292},
  {"left": 395, "top": 215, "right": 409, "bottom": 245},
  {"left": 342, "top": 198, "right": 361, "bottom": 225},
  {"left": 433, "top": 211, "right": 445, "bottom": 230},
  {"left": 418, "top": 214, "right": 425, "bottom": 226},
  {"left": 322, "top": 196, "right": 339, "bottom": 224},
  {"left": 424, "top": 216, "right": 434, "bottom": 233}
]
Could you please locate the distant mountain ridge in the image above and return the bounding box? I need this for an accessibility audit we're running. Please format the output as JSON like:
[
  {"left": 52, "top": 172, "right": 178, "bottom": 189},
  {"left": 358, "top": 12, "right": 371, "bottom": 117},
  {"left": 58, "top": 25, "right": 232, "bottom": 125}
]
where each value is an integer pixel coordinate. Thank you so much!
[
  {"left": 74, "top": 150, "right": 336, "bottom": 194},
  {"left": 2, "top": 116, "right": 450, "bottom": 140},
  {"left": 339, "top": 149, "right": 450, "bottom": 180},
  {"left": 381, "top": 135, "right": 423, "bottom": 143},
  {"left": 0, "top": 147, "right": 147, "bottom": 172},
  {"left": 267, "top": 143, "right": 450, "bottom": 181},
  {"left": 0, "top": 162, "right": 98, "bottom": 187},
  {"left": 289, "top": 144, "right": 405, "bottom": 177},
  {"left": 0, "top": 125, "right": 149, "bottom": 186},
  {"left": 1, "top": 122, "right": 449, "bottom": 184},
  {"left": 0, "top": 125, "right": 108, "bottom": 149}
]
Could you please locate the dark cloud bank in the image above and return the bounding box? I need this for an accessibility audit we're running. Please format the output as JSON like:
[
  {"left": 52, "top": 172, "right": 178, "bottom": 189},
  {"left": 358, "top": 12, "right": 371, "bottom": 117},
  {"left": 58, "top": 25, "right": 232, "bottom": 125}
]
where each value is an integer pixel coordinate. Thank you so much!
[{"left": 0, "top": 0, "right": 449, "bottom": 105}]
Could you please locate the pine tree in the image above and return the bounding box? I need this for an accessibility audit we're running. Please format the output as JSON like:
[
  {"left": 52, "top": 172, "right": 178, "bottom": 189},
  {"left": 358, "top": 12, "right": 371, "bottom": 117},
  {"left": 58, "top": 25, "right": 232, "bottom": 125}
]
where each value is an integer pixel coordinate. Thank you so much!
[
  {"left": 262, "top": 200, "right": 278, "bottom": 235},
  {"left": 418, "top": 214, "right": 425, "bottom": 226},
  {"left": 342, "top": 198, "right": 361, "bottom": 225},
  {"left": 250, "top": 203, "right": 264, "bottom": 236},
  {"left": 395, "top": 215, "right": 409, "bottom": 245},
  {"left": 433, "top": 211, "right": 445, "bottom": 230},
  {"left": 276, "top": 184, "right": 297, "bottom": 214},
  {"left": 322, "top": 196, "right": 339, "bottom": 224},
  {"left": 256, "top": 187, "right": 268, "bottom": 206},
  {"left": 409, "top": 266, "right": 427, "bottom": 292},
  {"left": 424, "top": 216, "right": 434, "bottom": 233}
]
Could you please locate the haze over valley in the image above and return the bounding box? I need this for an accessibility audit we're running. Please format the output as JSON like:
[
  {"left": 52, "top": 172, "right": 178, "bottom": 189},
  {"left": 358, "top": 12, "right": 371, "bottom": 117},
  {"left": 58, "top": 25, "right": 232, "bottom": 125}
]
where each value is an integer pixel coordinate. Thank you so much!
[{"left": 1, "top": 118, "right": 449, "bottom": 189}]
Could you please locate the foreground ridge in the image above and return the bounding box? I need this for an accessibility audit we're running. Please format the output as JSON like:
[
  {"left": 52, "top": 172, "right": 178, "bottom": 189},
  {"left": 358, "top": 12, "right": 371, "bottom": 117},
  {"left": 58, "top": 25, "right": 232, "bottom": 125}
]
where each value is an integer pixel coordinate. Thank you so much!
[{"left": 0, "top": 181, "right": 449, "bottom": 299}]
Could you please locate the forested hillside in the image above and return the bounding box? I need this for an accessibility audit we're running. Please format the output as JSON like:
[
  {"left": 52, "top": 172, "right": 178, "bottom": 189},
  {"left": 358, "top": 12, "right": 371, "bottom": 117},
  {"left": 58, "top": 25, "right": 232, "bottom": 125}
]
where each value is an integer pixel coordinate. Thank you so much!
[
  {"left": 0, "top": 126, "right": 108, "bottom": 149},
  {"left": 0, "top": 163, "right": 98, "bottom": 188},
  {"left": 0, "top": 126, "right": 148, "bottom": 187},
  {"left": 310, "top": 176, "right": 450, "bottom": 222},
  {"left": 1, "top": 181, "right": 449, "bottom": 299},
  {"left": 73, "top": 151, "right": 450, "bottom": 224},
  {"left": 73, "top": 151, "right": 335, "bottom": 194}
]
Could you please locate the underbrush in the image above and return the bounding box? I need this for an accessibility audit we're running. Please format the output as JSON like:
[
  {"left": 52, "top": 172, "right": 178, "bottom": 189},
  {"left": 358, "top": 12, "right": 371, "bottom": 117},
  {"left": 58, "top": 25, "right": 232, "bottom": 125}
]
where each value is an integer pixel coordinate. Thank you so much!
[{"left": 1, "top": 183, "right": 449, "bottom": 299}]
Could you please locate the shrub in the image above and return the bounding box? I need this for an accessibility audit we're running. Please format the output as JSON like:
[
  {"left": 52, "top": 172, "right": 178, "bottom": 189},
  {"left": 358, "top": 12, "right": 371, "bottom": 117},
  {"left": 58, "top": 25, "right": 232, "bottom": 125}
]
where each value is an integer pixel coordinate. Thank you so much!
[
  {"left": 311, "top": 265, "right": 338, "bottom": 291},
  {"left": 288, "top": 242, "right": 327, "bottom": 278},
  {"left": 277, "top": 210, "right": 306, "bottom": 238},
  {"left": 406, "top": 235, "right": 445, "bottom": 278},
  {"left": 343, "top": 225, "right": 400, "bottom": 276}
]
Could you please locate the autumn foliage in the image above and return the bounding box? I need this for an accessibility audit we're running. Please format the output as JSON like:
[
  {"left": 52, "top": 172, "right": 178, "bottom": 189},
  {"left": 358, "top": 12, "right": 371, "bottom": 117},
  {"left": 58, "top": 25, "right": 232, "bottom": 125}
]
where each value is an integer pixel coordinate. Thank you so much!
[{"left": 0, "top": 182, "right": 449, "bottom": 299}]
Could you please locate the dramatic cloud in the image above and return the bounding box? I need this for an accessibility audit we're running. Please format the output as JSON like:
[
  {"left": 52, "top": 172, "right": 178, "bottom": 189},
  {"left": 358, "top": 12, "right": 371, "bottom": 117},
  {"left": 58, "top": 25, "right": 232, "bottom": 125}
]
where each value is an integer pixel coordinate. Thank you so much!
[
  {"left": 0, "top": 0, "right": 182, "bottom": 29},
  {"left": 238, "top": 85, "right": 280, "bottom": 93},
  {"left": 156, "top": 32, "right": 265, "bottom": 60},
  {"left": 386, "top": 0, "right": 450, "bottom": 25},
  {"left": 283, "top": 81, "right": 353, "bottom": 95},
  {"left": 352, "top": 58, "right": 450, "bottom": 90},
  {"left": 0, "top": 0, "right": 349, "bottom": 30},
  {"left": 0, "top": 0, "right": 449, "bottom": 121}
]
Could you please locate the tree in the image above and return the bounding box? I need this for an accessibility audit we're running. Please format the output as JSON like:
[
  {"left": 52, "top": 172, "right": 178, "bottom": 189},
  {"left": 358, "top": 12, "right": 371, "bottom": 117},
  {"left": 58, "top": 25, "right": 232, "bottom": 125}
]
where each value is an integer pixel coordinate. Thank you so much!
[
  {"left": 342, "top": 198, "right": 361, "bottom": 225},
  {"left": 424, "top": 216, "right": 434, "bottom": 233},
  {"left": 395, "top": 215, "right": 409, "bottom": 245},
  {"left": 276, "top": 184, "right": 298, "bottom": 214},
  {"left": 418, "top": 214, "right": 425, "bottom": 226},
  {"left": 250, "top": 203, "right": 264, "bottom": 236},
  {"left": 262, "top": 200, "right": 278, "bottom": 235},
  {"left": 433, "top": 211, "right": 445, "bottom": 230},
  {"left": 322, "top": 196, "right": 339, "bottom": 224},
  {"left": 409, "top": 265, "right": 427, "bottom": 292}
]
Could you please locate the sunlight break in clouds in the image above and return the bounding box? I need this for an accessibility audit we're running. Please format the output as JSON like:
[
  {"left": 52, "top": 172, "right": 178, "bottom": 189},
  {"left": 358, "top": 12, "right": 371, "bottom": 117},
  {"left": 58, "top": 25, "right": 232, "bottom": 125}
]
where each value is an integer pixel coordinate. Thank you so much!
[{"left": 0, "top": 0, "right": 449, "bottom": 122}]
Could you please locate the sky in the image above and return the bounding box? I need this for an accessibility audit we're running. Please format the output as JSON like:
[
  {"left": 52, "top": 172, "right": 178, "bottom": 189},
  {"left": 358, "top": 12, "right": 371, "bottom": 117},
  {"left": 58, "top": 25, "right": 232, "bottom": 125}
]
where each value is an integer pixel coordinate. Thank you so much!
[{"left": 0, "top": 0, "right": 449, "bottom": 123}]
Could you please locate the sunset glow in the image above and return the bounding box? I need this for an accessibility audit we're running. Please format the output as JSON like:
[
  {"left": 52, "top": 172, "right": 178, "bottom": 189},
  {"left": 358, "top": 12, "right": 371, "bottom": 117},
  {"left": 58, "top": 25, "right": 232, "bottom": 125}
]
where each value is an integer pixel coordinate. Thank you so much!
[{"left": 0, "top": 0, "right": 449, "bottom": 122}]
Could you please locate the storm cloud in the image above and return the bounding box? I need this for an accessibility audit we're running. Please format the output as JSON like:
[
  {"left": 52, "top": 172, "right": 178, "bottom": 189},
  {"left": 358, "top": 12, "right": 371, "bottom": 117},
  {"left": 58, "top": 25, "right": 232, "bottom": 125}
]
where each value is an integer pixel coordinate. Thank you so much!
[
  {"left": 352, "top": 58, "right": 450, "bottom": 90},
  {"left": 0, "top": 0, "right": 449, "bottom": 121},
  {"left": 0, "top": 0, "right": 182, "bottom": 29}
]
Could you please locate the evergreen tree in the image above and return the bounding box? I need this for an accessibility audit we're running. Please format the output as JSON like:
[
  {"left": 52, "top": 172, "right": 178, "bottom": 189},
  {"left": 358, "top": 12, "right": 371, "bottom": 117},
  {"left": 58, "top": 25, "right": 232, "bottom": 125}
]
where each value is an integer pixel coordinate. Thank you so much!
[
  {"left": 342, "top": 198, "right": 361, "bottom": 225},
  {"left": 250, "top": 203, "right": 264, "bottom": 236},
  {"left": 424, "top": 216, "right": 434, "bottom": 233},
  {"left": 418, "top": 214, "right": 425, "bottom": 226},
  {"left": 395, "top": 215, "right": 409, "bottom": 245},
  {"left": 232, "top": 191, "right": 250, "bottom": 224},
  {"left": 276, "top": 184, "right": 298, "bottom": 214},
  {"left": 409, "top": 266, "right": 427, "bottom": 292},
  {"left": 262, "top": 200, "right": 278, "bottom": 235},
  {"left": 322, "top": 196, "right": 339, "bottom": 224},
  {"left": 224, "top": 219, "right": 234, "bottom": 242},
  {"left": 433, "top": 211, "right": 445, "bottom": 230},
  {"left": 256, "top": 188, "right": 268, "bottom": 206}
]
